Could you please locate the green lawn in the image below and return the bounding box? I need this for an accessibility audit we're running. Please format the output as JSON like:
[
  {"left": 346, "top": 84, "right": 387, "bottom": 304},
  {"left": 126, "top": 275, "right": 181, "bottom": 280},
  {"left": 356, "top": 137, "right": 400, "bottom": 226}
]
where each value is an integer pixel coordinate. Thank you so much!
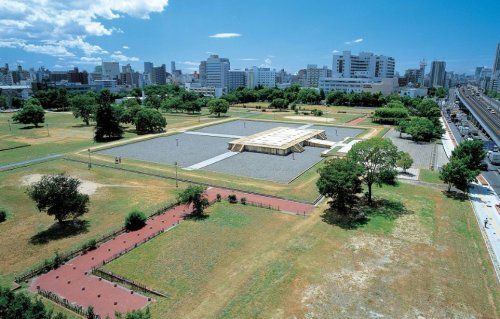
[
  {"left": 419, "top": 168, "right": 444, "bottom": 184},
  {"left": 100, "top": 183, "right": 499, "bottom": 318},
  {"left": 0, "top": 159, "right": 186, "bottom": 286}
]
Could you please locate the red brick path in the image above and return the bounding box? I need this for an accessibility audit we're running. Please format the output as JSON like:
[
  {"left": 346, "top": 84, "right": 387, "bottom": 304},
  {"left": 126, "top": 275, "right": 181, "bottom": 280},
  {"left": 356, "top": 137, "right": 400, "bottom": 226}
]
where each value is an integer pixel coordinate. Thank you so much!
[{"left": 30, "top": 187, "right": 314, "bottom": 318}]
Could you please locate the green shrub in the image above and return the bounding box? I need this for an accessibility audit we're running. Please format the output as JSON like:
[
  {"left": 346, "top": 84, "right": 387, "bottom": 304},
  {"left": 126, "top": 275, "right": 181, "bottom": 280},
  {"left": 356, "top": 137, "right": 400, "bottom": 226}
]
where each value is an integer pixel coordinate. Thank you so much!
[
  {"left": 228, "top": 194, "right": 237, "bottom": 204},
  {"left": 82, "top": 239, "right": 97, "bottom": 252},
  {"left": 125, "top": 209, "right": 147, "bottom": 231},
  {"left": 0, "top": 209, "right": 7, "bottom": 223},
  {"left": 216, "top": 193, "right": 222, "bottom": 202},
  {"left": 240, "top": 197, "right": 247, "bottom": 205}
]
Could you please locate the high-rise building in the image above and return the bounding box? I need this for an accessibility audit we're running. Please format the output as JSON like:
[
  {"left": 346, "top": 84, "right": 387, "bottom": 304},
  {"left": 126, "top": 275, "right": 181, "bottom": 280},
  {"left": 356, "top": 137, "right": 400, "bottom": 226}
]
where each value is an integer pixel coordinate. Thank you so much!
[
  {"left": 144, "top": 62, "right": 153, "bottom": 75},
  {"left": 102, "top": 62, "right": 120, "bottom": 80},
  {"left": 305, "top": 64, "right": 331, "bottom": 87},
  {"left": 151, "top": 64, "right": 167, "bottom": 85},
  {"left": 493, "top": 43, "right": 500, "bottom": 74},
  {"left": 204, "top": 55, "right": 230, "bottom": 89},
  {"left": 228, "top": 70, "right": 246, "bottom": 91},
  {"left": 429, "top": 61, "right": 446, "bottom": 87},
  {"left": 199, "top": 61, "right": 207, "bottom": 86},
  {"left": 332, "top": 51, "right": 395, "bottom": 80},
  {"left": 171, "top": 61, "right": 176, "bottom": 73}
]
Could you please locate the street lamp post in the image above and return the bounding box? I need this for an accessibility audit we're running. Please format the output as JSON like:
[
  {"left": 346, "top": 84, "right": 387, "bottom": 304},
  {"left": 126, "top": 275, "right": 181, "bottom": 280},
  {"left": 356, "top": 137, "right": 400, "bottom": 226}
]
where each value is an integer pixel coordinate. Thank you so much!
[
  {"left": 88, "top": 148, "right": 92, "bottom": 169},
  {"left": 175, "top": 161, "right": 178, "bottom": 187},
  {"left": 7, "top": 119, "right": 11, "bottom": 132}
]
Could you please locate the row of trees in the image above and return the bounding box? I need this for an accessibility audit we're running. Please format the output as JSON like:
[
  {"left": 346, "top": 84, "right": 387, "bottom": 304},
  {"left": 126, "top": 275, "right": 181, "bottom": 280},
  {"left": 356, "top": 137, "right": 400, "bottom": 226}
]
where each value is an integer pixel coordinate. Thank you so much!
[{"left": 0, "top": 286, "right": 68, "bottom": 319}]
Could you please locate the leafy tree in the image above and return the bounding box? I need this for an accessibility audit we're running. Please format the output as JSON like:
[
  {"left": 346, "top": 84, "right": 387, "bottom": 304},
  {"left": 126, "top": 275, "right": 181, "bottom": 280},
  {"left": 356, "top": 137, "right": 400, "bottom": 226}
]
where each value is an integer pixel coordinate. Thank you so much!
[
  {"left": 269, "top": 98, "right": 288, "bottom": 110},
  {"left": 135, "top": 108, "right": 166, "bottom": 134},
  {"left": 69, "top": 93, "right": 97, "bottom": 125},
  {"left": 0, "top": 208, "right": 7, "bottom": 223},
  {"left": 451, "top": 139, "right": 486, "bottom": 171},
  {"left": 94, "top": 90, "right": 123, "bottom": 141},
  {"left": 177, "top": 185, "right": 209, "bottom": 217},
  {"left": 115, "top": 308, "right": 151, "bottom": 319},
  {"left": 413, "top": 98, "right": 441, "bottom": 123},
  {"left": 317, "top": 158, "right": 363, "bottom": 210},
  {"left": 12, "top": 98, "right": 45, "bottom": 127},
  {"left": 440, "top": 158, "right": 477, "bottom": 192},
  {"left": 125, "top": 209, "right": 147, "bottom": 231},
  {"left": 144, "top": 95, "right": 161, "bottom": 109},
  {"left": 120, "top": 99, "right": 142, "bottom": 124},
  {"left": 347, "top": 137, "right": 399, "bottom": 204},
  {"left": 35, "top": 88, "right": 69, "bottom": 110},
  {"left": 26, "top": 174, "right": 90, "bottom": 224},
  {"left": 208, "top": 98, "right": 229, "bottom": 117},
  {"left": 11, "top": 96, "right": 23, "bottom": 109},
  {"left": 373, "top": 107, "right": 409, "bottom": 124},
  {"left": 0, "top": 286, "right": 68, "bottom": 319},
  {"left": 405, "top": 117, "right": 442, "bottom": 142},
  {"left": 161, "top": 97, "right": 183, "bottom": 112},
  {"left": 87, "top": 305, "right": 96, "bottom": 319},
  {"left": 130, "top": 87, "right": 142, "bottom": 98},
  {"left": 319, "top": 88, "right": 326, "bottom": 100},
  {"left": 0, "top": 95, "right": 8, "bottom": 109},
  {"left": 396, "top": 151, "right": 413, "bottom": 173},
  {"left": 297, "top": 88, "right": 321, "bottom": 104}
]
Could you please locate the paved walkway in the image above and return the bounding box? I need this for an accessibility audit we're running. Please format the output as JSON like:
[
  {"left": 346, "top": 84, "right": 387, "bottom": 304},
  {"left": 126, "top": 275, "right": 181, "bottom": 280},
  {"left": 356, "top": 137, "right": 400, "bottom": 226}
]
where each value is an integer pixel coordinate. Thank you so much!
[
  {"left": 441, "top": 115, "right": 500, "bottom": 281},
  {"left": 184, "top": 151, "right": 239, "bottom": 170},
  {"left": 0, "top": 154, "right": 63, "bottom": 171},
  {"left": 30, "top": 187, "right": 315, "bottom": 318},
  {"left": 346, "top": 114, "right": 368, "bottom": 126}
]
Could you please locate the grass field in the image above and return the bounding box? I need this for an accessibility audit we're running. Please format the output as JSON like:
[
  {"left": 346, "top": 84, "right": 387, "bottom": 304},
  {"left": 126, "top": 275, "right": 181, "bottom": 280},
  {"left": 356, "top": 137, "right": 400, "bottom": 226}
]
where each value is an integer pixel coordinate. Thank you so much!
[
  {"left": 0, "top": 111, "right": 224, "bottom": 165},
  {"left": 101, "top": 183, "right": 499, "bottom": 318},
  {"left": 419, "top": 168, "right": 444, "bottom": 184},
  {"left": 0, "top": 159, "right": 187, "bottom": 286}
]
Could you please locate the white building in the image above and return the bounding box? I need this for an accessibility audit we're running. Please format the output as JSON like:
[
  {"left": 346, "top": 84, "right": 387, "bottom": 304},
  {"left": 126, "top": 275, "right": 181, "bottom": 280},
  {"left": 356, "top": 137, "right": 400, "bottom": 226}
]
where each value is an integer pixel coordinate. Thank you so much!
[
  {"left": 246, "top": 67, "right": 276, "bottom": 88},
  {"left": 102, "top": 62, "right": 120, "bottom": 80},
  {"left": 400, "top": 87, "right": 428, "bottom": 98},
  {"left": 204, "top": 55, "right": 230, "bottom": 89},
  {"left": 319, "top": 77, "right": 398, "bottom": 96},
  {"left": 332, "top": 51, "right": 395, "bottom": 80},
  {"left": 185, "top": 82, "right": 223, "bottom": 97}
]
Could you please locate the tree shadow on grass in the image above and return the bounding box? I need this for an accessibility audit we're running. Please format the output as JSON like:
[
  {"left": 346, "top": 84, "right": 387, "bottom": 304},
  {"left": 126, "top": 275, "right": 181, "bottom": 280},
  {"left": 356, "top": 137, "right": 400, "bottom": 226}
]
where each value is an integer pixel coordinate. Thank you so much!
[
  {"left": 443, "top": 190, "right": 469, "bottom": 202},
  {"left": 19, "top": 125, "right": 43, "bottom": 130},
  {"left": 183, "top": 213, "right": 209, "bottom": 221},
  {"left": 30, "top": 220, "right": 89, "bottom": 245},
  {"left": 321, "top": 197, "right": 410, "bottom": 230}
]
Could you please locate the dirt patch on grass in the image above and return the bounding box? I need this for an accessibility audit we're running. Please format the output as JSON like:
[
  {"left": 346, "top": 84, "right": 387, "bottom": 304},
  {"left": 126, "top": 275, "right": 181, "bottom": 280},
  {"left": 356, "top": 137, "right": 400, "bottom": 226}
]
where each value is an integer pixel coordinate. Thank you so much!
[{"left": 21, "top": 174, "right": 103, "bottom": 196}]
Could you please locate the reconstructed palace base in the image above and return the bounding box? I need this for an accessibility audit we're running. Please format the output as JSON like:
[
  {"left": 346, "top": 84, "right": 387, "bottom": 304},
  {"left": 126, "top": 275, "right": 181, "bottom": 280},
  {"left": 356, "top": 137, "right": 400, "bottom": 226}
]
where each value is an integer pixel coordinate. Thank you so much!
[{"left": 228, "top": 127, "right": 327, "bottom": 155}]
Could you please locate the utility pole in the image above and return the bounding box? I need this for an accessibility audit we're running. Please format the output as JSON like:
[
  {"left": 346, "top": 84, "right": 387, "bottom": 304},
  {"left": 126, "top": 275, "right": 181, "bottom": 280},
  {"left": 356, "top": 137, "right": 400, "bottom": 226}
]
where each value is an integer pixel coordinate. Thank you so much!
[
  {"left": 88, "top": 148, "right": 92, "bottom": 169},
  {"left": 7, "top": 119, "right": 11, "bottom": 132}
]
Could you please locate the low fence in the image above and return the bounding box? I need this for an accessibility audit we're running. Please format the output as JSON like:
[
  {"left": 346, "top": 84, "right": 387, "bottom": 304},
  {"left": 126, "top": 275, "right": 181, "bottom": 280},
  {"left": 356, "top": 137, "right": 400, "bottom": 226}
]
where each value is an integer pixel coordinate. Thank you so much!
[
  {"left": 92, "top": 268, "right": 167, "bottom": 298},
  {"left": 37, "top": 288, "right": 98, "bottom": 318},
  {"left": 15, "top": 201, "right": 178, "bottom": 284}
]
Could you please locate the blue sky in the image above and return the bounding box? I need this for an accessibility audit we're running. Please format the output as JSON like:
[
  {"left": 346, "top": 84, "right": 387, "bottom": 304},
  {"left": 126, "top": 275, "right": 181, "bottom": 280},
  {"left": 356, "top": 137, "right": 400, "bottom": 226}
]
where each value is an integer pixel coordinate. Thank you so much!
[{"left": 0, "top": 0, "right": 499, "bottom": 74}]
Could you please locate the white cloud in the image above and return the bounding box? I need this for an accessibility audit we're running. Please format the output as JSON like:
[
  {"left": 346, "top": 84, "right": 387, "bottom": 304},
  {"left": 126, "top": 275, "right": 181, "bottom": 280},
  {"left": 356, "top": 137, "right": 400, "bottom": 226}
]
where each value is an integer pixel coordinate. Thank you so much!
[
  {"left": 114, "top": 50, "right": 123, "bottom": 55},
  {"left": 208, "top": 33, "right": 241, "bottom": 39},
  {"left": 239, "top": 58, "right": 258, "bottom": 61},
  {"left": 332, "top": 50, "right": 340, "bottom": 53},
  {"left": 181, "top": 61, "right": 199, "bottom": 66},
  {"left": 260, "top": 58, "right": 272, "bottom": 68},
  {"left": 345, "top": 38, "right": 363, "bottom": 45},
  {"left": 0, "top": 0, "right": 169, "bottom": 57},
  {"left": 110, "top": 53, "right": 139, "bottom": 62},
  {"left": 267, "top": 55, "right": 275, "bottom": 58},
  {"left": 122, "top": 45, "right": 130, "bottom": 49}
]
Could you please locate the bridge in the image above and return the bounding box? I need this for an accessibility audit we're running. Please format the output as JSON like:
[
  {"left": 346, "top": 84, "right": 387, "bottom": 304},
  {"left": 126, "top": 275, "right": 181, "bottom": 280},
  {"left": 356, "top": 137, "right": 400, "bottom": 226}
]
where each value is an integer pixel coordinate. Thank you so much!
[{"left": 456, "top": 86, "right": 500, "bottom": 147}]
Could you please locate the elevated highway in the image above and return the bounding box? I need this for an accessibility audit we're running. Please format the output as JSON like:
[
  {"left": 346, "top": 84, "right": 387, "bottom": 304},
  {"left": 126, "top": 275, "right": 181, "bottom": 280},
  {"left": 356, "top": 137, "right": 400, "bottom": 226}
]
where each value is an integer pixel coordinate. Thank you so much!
[{"left": 457, "top": 86, "right": 500, "bottom": 146}]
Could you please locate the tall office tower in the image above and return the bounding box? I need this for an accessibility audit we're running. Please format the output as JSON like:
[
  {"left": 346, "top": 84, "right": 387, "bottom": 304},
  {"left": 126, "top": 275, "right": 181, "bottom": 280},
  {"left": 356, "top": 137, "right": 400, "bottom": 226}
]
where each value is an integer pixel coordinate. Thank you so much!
[
  {"left": 199, "top": 61, "right": 207, "bottom": 86},
  {"left": 429, "top": 61, "right": 446, "bottom": 87},
  {"left": 144, "top": 62, "right": 153, "bottom": 74},
  {"left": 493, "top": 43, "right": 500, "bottom": 74},
  {"left": 151, "top": 64, "right": 167, "bottom": 85},
  {"left": 204, "top": 55, "right": 230, "bottom": 89},
  {"left": 228, "top": 70, "right": 246, "bottom": 91},
  {"left": 102, "top": 62, "right": 120, "bottom": 80},
  {"left": 332, "top": 51, "right": 395, "bottom": 80},
  {"left": 475, "top": 67, "right": 484, "bottom": 81},
  {"left": 418, "top": 60, "right": 426, "bottom": 86},
  {"left": 171, "top": 61, "right": 176, "bottom": 73}
]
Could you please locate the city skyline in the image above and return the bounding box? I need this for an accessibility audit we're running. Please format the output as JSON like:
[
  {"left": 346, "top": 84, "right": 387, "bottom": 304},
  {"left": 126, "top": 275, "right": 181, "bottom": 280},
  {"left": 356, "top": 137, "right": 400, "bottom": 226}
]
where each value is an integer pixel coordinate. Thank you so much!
[{"left": 0, "top": 0, "right": 499, "bottom": 74}]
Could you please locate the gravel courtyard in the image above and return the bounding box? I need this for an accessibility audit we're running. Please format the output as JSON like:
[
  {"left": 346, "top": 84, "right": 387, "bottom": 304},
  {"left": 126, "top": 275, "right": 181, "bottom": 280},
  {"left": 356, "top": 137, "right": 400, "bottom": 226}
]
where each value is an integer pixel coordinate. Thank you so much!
[{"left": 98, "top": 120, "right": 364, "bottom": 183}]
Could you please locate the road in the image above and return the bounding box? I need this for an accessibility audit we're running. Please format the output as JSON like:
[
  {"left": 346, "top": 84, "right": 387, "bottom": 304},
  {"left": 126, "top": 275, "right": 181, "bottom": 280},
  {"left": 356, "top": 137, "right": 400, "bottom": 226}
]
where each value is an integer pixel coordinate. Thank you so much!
[{"left": 456, "top": 86, "right": 500, "bottom": 146}]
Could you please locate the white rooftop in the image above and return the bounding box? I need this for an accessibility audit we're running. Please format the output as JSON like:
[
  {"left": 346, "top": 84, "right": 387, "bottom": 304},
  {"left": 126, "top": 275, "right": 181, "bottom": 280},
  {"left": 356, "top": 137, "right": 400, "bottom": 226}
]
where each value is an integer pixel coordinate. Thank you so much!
[{"left": 242, "top": 127, "right": 320, "bottom": 147}]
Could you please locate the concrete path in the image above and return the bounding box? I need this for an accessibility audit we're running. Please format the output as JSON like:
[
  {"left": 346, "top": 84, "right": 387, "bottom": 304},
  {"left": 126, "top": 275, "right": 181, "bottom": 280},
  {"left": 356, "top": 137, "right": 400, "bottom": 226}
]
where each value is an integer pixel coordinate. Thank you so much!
[
  {"left": 441, "top": 115, "right": 500, "bottom": 281},
  {"left": 184, "top": 151, "right": 239, "bottom": 170},
  {"left": 0, "top": 154, "right": 63, "bottom": 171},
  {"left": 183, "top": 131, "right": 244, "bottom": 139},
  {"left": 30, "top": 187, "right": 315, "bottom": 318}
]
